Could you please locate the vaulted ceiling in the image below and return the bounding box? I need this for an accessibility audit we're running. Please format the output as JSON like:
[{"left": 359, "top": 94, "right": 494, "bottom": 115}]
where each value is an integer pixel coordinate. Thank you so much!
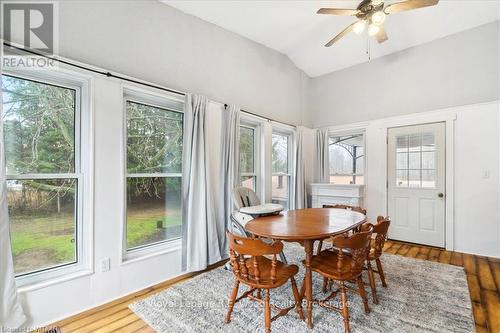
[{"left": 164, "top": 0, "right": 500, "bottom": 77}]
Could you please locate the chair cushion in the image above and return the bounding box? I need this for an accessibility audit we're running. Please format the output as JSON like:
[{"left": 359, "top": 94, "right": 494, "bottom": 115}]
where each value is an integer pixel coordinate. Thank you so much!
[{"left": 239, "top": 204, "right": 284, "bottom": 215}]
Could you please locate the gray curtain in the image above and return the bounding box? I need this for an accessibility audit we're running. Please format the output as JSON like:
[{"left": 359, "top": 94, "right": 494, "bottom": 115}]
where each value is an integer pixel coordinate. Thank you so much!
[
  {"left": 315, "top": 128, "right": 330, "bottom": 183},
  {"left": 294, "top": 126, "right": 307, "bottom": 209},
  {"left": 220, "top": 104, "right": 240, "bottom": 254},
  {"left": 181, "top": 94, "right": 223, "bottom": 272},
  {"left": 0, "top": 72, "right": 27, "bottom": 328}
]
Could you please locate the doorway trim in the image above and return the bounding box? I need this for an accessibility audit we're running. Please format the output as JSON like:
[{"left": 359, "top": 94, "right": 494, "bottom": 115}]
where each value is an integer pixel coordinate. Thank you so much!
[{"left": 380, "top": 112, "right": 456, "bottom": 250}]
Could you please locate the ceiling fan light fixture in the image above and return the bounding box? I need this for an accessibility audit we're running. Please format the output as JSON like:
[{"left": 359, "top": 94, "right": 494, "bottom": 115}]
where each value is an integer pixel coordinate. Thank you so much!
[
  {"left": 371, "top": 0, "right": 383, "bottom": 6},
  {"left": 353, "top": 20, "right": 367, "bottom": 34},
  {"left": 371, "top": 11, "right": 386, "bottom": 25},
  {"left": 368, "top": 23, "right": 380, "bottom": 36}
]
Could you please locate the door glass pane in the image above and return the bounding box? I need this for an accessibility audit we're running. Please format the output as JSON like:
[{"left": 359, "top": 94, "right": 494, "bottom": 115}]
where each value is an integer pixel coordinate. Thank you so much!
[
  {"left": 126, "top": 177, "right": 182, "bottom": 250},
  {"left": 396, "top": 136, "right": 409, "bottom": 153},
  {"left": 240, "top": 127, "right": 255, "bottom": 174},
  {"left": 126, "top": 101, "right": 183, "bottom": 174},
  {"left": 422, "top": 133, "right": 435, "bottom": 151},
  {"left": 408, "top": 170, "right": 421, "bottom": 188},
  {"left": 422, "top": 151, "right": 435, "bottom": 169},
  {"left": 396, "top": 153, "right": 408, "bottom": 169},
  {"left": 408, "top": 152, "right": 421, "bottom": 169},
  {"left": 395, "top": 131, "right": 437, "bottom": 189},
  {"left": 409, "top": 134, "right": 421, "bottom": 152},
  {"left": 8, "top": 179, "right": 77, "bottom": 276},
  {"left": 396, "top": 170, "right": 408, "bottom": 187},
  {"left": 2, "top": 75, "right": 76, "bottom": 175},
  {"left": 422, "top": 170, "right": 436, "bottom": 188}
]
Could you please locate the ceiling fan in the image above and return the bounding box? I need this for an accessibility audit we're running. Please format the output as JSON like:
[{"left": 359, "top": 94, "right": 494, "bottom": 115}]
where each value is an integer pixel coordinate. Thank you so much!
[{"left": 318, "top": 0, "right": 439, "bottom": 46}]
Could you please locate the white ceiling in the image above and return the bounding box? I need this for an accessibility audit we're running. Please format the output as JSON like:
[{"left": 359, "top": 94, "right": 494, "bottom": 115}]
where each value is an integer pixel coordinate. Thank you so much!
[{"left": 164, "top": 0, "right": 500, "bottom": 77}]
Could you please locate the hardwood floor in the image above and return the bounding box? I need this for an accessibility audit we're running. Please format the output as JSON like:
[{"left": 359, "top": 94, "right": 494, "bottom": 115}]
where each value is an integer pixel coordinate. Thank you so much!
[{"left": 44, "top": 241, "right": 499, "bottom": 333}]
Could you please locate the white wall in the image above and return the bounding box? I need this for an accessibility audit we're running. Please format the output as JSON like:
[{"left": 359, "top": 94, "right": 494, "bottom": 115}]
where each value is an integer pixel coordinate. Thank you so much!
[
  {"left": 57, "top": 0, "right": 311, "bottom": 127},
  {"left": 454, "top": 103, "right": 500, "bottom": 256},
  {"left": 309, "top": 21, "right": 500, "bottom": 127},
  {"left": 327, "top": 102, "right": 500, "bottom": 258},
  {"left": 16, "top": 70, "right": 183, "bottom": 328}
]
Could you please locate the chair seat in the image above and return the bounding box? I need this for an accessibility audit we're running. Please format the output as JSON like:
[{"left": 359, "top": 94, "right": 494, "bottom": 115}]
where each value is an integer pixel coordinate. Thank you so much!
[
  {"left": 239, "top": 256, "right": 298, "bottom": 288},
  {"left": 308, "top": 250, "right": 361, "bottom": 281}
]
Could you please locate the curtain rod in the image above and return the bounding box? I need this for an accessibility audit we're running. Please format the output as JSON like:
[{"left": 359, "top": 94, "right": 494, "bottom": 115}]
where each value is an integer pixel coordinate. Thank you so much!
[{"left": 2, "top": 41, "right": 296, "bottom": 128}]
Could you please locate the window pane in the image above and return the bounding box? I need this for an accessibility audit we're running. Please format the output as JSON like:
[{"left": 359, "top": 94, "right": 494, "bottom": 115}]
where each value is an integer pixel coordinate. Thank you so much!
[
  {"left": 329, "top": 134, "right": 364, "bottom": 184},
  {"left": 272, "top": 175, "right": 289, "bottom": 210},
  {"left": 272, "top": 133, "right": 288, "bottom": 174},
  {"left": 126, "top": 177, "right": 182, "bottom": 250},
  {"left": 126, "top": 101, "right": 183, "bottom": 174},
  {"left": 2, "top": 75, "right": 76, "bottom": 174},
  {"left": 241, "top": 175, "right": 255, "bottom": 191},
  {"left": 240, "top": 127, "right": 255, "bottom": 174},
  {"left": 8, "top": 179, "right": 77, "bottom": 276}
]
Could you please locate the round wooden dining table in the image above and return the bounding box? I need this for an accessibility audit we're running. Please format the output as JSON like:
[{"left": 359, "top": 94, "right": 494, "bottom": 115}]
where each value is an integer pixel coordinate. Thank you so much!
[{"left": 245, "top": 208, "right": 367, "bottom": 329}]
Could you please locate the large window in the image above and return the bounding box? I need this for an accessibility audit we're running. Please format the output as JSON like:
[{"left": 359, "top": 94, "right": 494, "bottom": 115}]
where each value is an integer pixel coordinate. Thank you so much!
[
  {"left": 329, "top": 134, "right": 364, "bottom": 184},
  {"left": 271, "top": 132, "right": 292, "bottom": 210},
  {"left": 125, "top": 96, "right": 183, "bottom": 252},
  {"left": 240, "top": 125, "right": 257, "bottom": 191},
  {"left": 2, "top": 74, "right": 82, "bottom": 277}
]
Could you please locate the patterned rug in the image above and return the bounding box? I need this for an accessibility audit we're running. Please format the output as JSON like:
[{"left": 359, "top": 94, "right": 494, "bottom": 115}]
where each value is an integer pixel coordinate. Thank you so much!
[{"left": 129, "top": 244, "right": 474, "bottom": 332}]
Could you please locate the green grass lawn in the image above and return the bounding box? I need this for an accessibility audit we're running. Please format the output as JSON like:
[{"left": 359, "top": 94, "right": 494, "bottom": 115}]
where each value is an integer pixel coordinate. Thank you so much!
[{"left": 10, "top": 205, "right": 182, "bottom": 274}]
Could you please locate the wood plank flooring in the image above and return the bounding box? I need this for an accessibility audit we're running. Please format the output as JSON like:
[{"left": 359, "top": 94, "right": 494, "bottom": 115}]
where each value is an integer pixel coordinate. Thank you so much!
[{"left": 42, "top": 241, "right": 499, "bottom": 333}]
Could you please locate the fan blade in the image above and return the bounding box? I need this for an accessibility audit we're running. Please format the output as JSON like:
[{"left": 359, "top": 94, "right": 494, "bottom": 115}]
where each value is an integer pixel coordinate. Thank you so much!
[
  {"left": 376, "top": 26, "right": 388, "bottom": 43},
  {"left": 325, "top": 22, "right": 357, "bottom": 47},
  {"left": 385, "top": 0, "right": 439, "bottom": 15},
  {"left": 317, "top": 8, "right": 359, "bottom": 16}
]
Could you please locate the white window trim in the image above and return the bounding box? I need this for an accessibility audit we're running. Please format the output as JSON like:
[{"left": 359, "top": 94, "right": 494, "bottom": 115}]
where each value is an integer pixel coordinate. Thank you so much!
[
  {"left": 3, "top": 67, "right": 94, "bottom": 287},
  {"left": 121, "top": 84, "right": 184, "bottom": 262},
  {"left": 271, "top": 125, "right": 296, "bottom": 210},
  {"left": 328, "top": 131, "right": 366, "bottom": 185}
]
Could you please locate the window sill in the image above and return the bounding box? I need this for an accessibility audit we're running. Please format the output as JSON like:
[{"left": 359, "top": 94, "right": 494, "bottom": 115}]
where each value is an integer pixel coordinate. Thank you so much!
[
  {"left": 122, "top": 238, "right": 182, "bottom": 265},
  {"left": 17, "top": 268, "right": 94, "bottom": 293}
]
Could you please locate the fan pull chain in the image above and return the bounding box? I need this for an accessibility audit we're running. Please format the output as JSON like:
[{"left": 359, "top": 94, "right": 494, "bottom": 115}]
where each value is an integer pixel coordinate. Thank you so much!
[{"left": 366, "top": 37, "right": 371, "bottom": 61}]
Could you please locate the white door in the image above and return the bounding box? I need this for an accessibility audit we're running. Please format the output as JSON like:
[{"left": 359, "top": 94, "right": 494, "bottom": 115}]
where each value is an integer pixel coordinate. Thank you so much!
[{"left": 387, "top": 122, "right": 446, "bottom": 247}]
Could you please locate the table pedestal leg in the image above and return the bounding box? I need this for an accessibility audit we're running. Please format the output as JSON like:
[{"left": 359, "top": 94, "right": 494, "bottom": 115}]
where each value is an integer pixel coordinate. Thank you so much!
[{"left": 304, "top": 240, "right": 314, "bottom": 329}]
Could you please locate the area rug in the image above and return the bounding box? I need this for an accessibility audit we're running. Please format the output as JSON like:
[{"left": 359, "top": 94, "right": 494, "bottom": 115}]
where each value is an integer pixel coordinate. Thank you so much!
[{"left": 129, "top": 244, "right": 474, "bottom": 332}]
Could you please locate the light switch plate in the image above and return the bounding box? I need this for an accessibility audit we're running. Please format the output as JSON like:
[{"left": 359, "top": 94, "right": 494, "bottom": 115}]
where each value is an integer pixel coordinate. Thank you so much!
[{"left": 100, "top": 258, "right": 111, "bottom": 272}]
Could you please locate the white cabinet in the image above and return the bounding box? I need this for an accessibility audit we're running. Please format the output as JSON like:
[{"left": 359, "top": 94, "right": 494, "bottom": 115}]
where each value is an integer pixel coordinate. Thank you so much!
[{"left": 310, "top": 183, "right": 365, "bottom": 208}]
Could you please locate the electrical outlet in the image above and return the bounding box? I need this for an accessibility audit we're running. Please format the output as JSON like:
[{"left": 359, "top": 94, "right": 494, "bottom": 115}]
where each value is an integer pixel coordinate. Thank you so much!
[{"left": 100, "top": 258, "right": 111, "bottom": 272}]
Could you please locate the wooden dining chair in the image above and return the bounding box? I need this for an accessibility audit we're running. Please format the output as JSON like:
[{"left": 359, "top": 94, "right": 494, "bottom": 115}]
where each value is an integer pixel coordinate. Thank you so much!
[
  {"left": 225, "top": 231, "right": 304, "bottom": 333},
  {"left": 365, "top": 216, "right": 391, "bottom": 304},
  {"left": 308, "top": 224, "right": 373, "bottom": 333},
  {"left": 317, "top": 204, "right": 367, "bottom": 254}
]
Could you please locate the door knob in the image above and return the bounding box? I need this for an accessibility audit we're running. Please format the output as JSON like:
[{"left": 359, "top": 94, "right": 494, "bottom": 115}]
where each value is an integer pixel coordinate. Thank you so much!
[{"left": 438, "top": 193, "right": 444, "bottom": 198}]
